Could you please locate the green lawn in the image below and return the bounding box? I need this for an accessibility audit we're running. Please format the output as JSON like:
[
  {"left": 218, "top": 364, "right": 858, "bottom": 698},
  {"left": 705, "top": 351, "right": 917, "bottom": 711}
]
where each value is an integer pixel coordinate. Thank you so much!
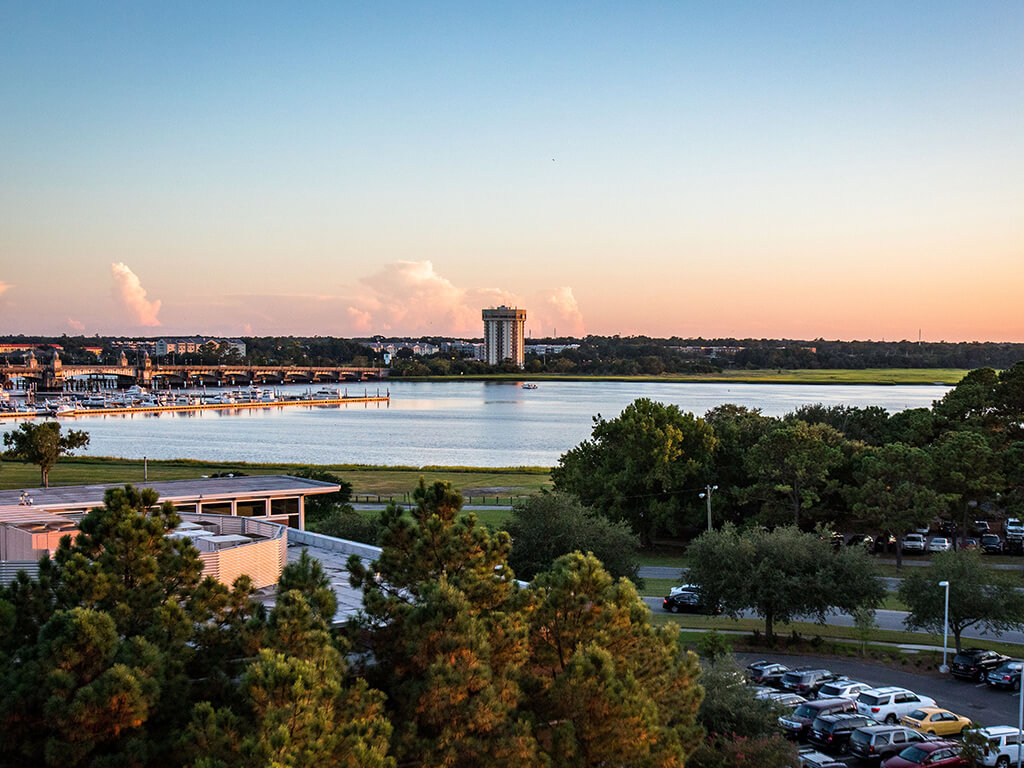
[{"left": 0, "top": 457, "right": 553, "bottom": 499}]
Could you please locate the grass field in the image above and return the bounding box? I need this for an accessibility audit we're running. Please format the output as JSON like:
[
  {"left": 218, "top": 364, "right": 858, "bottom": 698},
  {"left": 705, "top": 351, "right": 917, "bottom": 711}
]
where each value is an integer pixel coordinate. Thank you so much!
[
  {"left": 0, "top": 456, "right": 553, "bottom": 498},
  {"left": 405, "top": 368, "right": 969, "bottom": 385}
]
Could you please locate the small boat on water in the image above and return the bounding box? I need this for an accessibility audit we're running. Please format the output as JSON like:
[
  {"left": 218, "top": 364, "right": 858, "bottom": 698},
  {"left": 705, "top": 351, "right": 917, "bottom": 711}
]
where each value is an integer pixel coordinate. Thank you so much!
[{"left": 521, "top": 383, "right": 538, "bottom": 390}]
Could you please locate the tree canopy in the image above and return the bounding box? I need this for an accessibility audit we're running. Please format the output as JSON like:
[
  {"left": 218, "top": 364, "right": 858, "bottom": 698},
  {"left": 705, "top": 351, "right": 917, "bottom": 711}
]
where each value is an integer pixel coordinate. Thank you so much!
[
  {"left": 898, "top": 550, "right": 1024, "bottom": 653},
  {"left": 552, "top": 397, "right": 716, "bottom": 546},
  {"left": 687, "top": 524, "right": 884, "bottom": 641},
  {"left": 505, "top": 491, "right": 640, "bottom": 582},
  {"left": 3, "top": 421, "right": 90, "bottom": 487}
]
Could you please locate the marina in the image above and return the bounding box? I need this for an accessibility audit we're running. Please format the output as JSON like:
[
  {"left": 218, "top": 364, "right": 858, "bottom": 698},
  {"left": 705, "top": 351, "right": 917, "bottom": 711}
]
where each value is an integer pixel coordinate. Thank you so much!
[{"left": 0, "top": 386, "right": 389, "bottom": 420}]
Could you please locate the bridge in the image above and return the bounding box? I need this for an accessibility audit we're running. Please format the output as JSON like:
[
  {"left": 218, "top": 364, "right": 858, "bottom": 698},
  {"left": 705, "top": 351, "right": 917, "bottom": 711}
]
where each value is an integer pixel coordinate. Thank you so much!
[{"left": 1, "top": 352, "right": 388, "bottom": 391}]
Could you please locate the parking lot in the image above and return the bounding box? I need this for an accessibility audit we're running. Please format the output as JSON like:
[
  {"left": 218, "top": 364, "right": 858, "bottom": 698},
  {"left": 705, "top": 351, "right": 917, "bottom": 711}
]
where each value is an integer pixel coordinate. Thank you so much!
[{"left": 736, "top": 652, "right": 1023, "bottom": 765}]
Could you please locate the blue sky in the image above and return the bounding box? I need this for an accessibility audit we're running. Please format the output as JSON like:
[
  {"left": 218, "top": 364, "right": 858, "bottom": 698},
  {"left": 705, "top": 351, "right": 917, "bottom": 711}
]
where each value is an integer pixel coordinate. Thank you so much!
[{"left": 1, "top": 2, "right": 1021, "bottom": 340}]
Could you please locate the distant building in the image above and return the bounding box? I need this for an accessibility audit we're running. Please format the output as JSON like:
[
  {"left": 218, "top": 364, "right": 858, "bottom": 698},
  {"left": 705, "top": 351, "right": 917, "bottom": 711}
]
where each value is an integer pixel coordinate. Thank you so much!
[
  {"left": 155, "top": 337, "right": 246, "bottom": 357},
  {"left": 365, "top": 341, "right": 439, "bottom": 357},
  {"left": 525, "top": 343, "right": 580, "bottom": 356},
  {"left": 482, "top": 306, "right": 527, "bottom": 367}
]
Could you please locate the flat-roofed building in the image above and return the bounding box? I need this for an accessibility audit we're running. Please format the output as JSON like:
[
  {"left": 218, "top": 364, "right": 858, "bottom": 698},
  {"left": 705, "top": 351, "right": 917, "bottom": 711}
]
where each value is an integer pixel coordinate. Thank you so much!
[
  {"left": 0, "top": 475, "right": 339, "bottom": 589},
  {"left": 482, "top": 306, "right": 527, "bottom": 367}
]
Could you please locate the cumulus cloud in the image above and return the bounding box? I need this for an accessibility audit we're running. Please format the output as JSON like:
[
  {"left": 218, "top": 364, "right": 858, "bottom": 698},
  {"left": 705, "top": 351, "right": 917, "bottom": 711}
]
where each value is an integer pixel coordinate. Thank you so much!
[
  {"left": 346, "top": 260, "right": 516, "bottom": 336},
  {"left": 533, "top": 286, "right": 586, "bottom": 337},
  {"left": 340, "top": 260, "right": 583, "bottom": 338},
  {"left": 111, "top": 262, "right": 162, "bottom": 326},
  {"left": 67, "top": 317, "right": 85, "bottom": 332}
]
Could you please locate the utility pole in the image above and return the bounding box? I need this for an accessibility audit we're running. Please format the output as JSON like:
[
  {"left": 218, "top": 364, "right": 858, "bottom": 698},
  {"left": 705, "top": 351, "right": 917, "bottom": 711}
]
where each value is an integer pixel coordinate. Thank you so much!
[{"left": 699, "top": 484, "right": 718, "bottom": 532}]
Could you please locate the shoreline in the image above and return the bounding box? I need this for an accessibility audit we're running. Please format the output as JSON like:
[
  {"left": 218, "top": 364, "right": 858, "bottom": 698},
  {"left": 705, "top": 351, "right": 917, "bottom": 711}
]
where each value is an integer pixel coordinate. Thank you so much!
[{"left": 388, "top": 368, "right": 967, "bottom": 386}]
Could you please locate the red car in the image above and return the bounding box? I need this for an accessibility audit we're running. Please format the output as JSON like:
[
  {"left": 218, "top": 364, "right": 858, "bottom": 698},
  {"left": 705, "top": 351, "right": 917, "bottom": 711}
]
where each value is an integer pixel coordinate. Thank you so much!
[{"left": 883, "top": 740, "right": 966, "bottom": 767}]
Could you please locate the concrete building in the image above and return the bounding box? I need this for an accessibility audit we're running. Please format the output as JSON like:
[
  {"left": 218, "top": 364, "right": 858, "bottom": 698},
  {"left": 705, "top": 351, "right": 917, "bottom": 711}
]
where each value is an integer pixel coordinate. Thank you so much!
[
  {"left": 482, "top": 306, "right": 527, "bottom": 367},
  {"left": 0, "top": 475, "right": 341, "bottom": 589}
]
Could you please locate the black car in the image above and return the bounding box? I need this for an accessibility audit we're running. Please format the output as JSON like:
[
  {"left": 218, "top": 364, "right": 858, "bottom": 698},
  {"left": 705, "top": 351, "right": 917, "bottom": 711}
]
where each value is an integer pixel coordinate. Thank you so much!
[
  {"left": 846, "top": 724, "right": 934, "bottom": 765},
  {"left": 661, "top": 590, "right": 718, "bottom": 614},
  {"left": 807, "top": 712, "right": 878, "bottom": 754},
  {"left": 980, "top": 533, "right": 1004, "bottom": 554},
  {"left": 778, "top": 698, "right": 857, "bottom": 741},
  {"left": 949, "top": 648, "right": 1010, "bottom": 681},
  {"left": 780, "top": 668, "right": 839, "bottom": 696},
  {"left": 985, "top": 660, "right": 1023, "bottom": 691},
  {"left": 746, "top": 660, "right": 790, "bottom": 687}
]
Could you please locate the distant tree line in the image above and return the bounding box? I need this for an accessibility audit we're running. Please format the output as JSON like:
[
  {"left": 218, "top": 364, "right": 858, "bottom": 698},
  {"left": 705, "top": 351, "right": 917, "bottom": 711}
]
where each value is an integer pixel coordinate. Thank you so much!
[{"left": 5, "top": 334, "right": 1024, "bottom": 372}]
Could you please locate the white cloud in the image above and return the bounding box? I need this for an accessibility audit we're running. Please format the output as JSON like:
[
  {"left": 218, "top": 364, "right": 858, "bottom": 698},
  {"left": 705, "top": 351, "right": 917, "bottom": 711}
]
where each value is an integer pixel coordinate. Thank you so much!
[
  {"left": 0, "top": 281, "right": 9, "bottom": 297},
  {"left": 348, "top": 260, "right": 519, "bottom": 336},
  {"left": 67, "top": 317, "right": 85, "bottom": 332},
  {"left": 532, "top": 286, "right": 585, "bottom": 337},
  {"left": 111, "top": 263, "right": 162, "bottom": 326}
]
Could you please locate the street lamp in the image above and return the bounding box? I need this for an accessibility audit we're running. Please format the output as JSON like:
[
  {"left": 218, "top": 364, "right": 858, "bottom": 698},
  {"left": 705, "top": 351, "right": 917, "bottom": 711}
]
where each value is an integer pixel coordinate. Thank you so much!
[
  {"left": 699, "top": 485, "right": 718, "bottom": 532},
  {"left": 938, "top": 580, "right": 950, "bottom": 673}
]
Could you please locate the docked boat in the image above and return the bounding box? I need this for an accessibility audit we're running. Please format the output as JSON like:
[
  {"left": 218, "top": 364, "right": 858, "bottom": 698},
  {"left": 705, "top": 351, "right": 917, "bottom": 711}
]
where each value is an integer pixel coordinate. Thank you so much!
[{"left": 312, "top": 387, "right": 342, "bottom": 399}]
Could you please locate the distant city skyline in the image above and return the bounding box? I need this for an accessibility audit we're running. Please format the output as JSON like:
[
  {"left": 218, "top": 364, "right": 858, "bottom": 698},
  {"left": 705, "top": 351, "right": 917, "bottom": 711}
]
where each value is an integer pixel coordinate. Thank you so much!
[{"left": 1, "top": 3, "right": 1021, "bottom": 342}]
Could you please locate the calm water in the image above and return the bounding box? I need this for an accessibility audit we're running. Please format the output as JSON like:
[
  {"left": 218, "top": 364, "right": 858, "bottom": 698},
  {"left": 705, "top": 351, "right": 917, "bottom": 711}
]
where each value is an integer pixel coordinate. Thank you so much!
[{"left": 7, "top": 381, "right": 949, "bottom": 467}]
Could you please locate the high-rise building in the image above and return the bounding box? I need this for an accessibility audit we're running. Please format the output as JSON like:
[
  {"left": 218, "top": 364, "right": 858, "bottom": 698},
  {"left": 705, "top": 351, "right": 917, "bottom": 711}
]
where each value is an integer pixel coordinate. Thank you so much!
[{"left": 482, "top": 306, "right": 527, "bottom": 367}]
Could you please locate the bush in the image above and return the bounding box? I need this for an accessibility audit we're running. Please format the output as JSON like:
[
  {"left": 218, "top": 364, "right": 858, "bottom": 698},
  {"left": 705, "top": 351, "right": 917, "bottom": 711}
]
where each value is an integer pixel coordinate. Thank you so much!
[
  {"left": 505, "top": 492, "right": 641, "bottom": 583},
  {"left": 688, "top": 733, "right": 796, "bottom": 768},
  {"left": 313, "top": 508, "right": 381, "bottom": 545}
]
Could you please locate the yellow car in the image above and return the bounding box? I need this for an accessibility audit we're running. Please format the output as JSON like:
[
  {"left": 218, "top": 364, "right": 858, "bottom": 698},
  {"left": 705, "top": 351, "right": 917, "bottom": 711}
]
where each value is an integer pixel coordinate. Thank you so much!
[{"left": 899, "top": 707, "right": 972, "bottom": 736}]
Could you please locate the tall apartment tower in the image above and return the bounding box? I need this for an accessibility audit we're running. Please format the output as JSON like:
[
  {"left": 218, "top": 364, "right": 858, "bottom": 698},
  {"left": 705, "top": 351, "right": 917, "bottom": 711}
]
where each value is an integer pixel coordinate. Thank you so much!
[{"left": 482, "top": 306, "right": 527, "bottom": 367}]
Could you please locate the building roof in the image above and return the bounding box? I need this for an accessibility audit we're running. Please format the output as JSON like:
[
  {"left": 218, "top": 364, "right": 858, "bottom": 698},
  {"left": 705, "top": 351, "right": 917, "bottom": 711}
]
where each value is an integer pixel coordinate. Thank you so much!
[{"left": 0, "top": 475, "right": 340, "bottom": 513}]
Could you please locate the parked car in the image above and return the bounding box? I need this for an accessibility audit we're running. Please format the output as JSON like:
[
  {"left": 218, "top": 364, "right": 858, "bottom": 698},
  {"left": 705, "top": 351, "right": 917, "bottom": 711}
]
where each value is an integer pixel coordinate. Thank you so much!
[
  {"left": 950, "top": 648, "right": 1010, "bottom": 681},
  {"left": 927, "top": 537, "right": 952, "bottom": 553},
  {"left": 903, "top": 534, "right": 927, "bottom": 553},
  {"left": 972, "top": 725, "right": 1023, "bottom": 767},
  {"left": 900, "top": 707, "right": 972, "bottom": 737},
  {"left": 856, "top": 687, "right": 937, "bottom": 725},
  {"left": 973, "top": 520, "right": 992, "bottom": 535},
  {"left": 962, "top": 538, "right": 979, "bottom": 551},
  {"left": 781, "top": 669, "right": 840, "bottom": 696},
  {"left": 797, "top": 746, "right": 847, "bottom": 768},
  {"left": 746, "top": 660, "right": 790, "bottom": 687},
  {"left": 817, "top": 679, "right": 873, "bottom": 701},
  {"left": 873, "top": 533, "right": 897, "bottom": 554},
  {"left": 662, "top": 590, "right": 719, "bottom": 614},
  {"left": 808, "top": 712, "right": 878, "bottom": 753},
  {"left": 981, "top": 534, "right": 1005, "bottom": 554},
  {"left": 847, "top": 533, "right": 874, "bottom": 550},
  {"left": 986, "top": 661, "right": 1023, "bottom": 691},
  {"left": 882, "top": 740, "right": 967, "bottom": 767},
  {"left": 779, "top": 698, "right": 858, "bottom": 741},
  {"left": 847, "top": 725, "right": 936, "bottom": 765},
  {"left": 759, "top": 691, "right": 808, "bottom": 710}
]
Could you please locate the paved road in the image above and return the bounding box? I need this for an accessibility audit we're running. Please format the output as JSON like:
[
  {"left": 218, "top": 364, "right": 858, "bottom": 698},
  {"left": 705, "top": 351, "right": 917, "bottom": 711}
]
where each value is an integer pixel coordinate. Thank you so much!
[{"left": 644, "top": 596, "right": 1024, "bottom": 645}]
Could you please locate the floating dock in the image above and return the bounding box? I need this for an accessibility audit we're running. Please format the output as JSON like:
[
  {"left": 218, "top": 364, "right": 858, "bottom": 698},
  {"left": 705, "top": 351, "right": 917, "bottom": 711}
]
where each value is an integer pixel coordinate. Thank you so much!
[{"left": 0, "top": 394, "right": 390, "bottom": 420}]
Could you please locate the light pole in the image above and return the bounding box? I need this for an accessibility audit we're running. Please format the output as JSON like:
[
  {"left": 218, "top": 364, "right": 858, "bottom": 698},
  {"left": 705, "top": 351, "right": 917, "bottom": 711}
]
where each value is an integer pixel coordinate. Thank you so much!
[
  {"left": 939, "top": 580, "right": 950, "bottom": 673},
  {"left": 699, "top": 485, "right": 718, "bottom": 532}
]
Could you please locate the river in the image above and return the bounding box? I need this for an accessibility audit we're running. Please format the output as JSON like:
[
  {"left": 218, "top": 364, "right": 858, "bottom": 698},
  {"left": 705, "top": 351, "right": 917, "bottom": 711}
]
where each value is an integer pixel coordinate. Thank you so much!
[{"left": 5, "top": 381, "right": 950, "bottom": 467}]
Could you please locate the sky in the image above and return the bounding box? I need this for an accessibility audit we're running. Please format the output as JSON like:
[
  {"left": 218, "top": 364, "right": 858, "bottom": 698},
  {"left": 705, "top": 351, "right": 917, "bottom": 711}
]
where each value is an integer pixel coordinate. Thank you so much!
[{"left": 1, "top": 2, "right": 1021, "bottom": 342}]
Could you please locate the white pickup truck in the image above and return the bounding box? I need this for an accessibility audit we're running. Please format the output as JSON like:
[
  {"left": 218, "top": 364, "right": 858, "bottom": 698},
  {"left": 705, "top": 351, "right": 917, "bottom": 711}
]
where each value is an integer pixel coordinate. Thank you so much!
[{"left": 1006, "top": 518, "right": 1024, "bottom": 541}]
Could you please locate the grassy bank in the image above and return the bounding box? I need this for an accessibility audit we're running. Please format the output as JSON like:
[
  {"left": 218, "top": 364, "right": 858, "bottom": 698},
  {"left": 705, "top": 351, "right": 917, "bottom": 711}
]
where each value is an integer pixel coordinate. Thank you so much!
[
  {"left": 400, "top": 368, "right": 968, "bottom": 385},
  {"left": 0, "top": 456, "right": 553, "bottom": 498}
]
